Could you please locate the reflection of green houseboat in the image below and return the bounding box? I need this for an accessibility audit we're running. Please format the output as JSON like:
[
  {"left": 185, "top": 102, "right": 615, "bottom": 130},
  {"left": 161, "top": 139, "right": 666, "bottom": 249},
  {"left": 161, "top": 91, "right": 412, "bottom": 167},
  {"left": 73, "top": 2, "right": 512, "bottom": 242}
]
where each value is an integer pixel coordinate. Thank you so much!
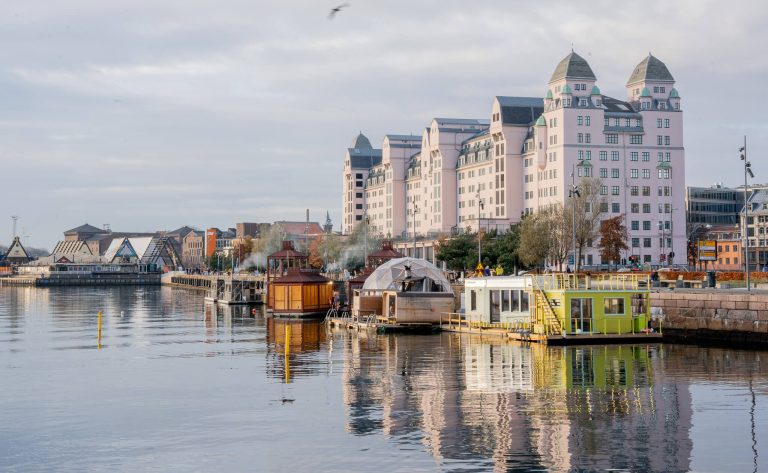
[{"left": 452, "top": 273, "right": 661, "bottom": 345}]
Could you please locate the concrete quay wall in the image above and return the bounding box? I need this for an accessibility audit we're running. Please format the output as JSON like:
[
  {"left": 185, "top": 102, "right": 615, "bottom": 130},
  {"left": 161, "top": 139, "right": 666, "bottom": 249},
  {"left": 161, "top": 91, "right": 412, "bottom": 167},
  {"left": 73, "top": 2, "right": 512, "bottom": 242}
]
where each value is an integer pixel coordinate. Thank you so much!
[{"left": 651, "top": 290, "right": 768, "bottom": 347}]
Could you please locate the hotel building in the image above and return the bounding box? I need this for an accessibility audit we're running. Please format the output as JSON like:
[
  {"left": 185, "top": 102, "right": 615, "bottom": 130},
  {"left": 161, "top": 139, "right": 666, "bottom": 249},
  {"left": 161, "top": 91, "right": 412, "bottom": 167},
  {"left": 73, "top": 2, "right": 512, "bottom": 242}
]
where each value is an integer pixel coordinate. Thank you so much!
[{"left": 342, "top": 52, "right": 686, "bottom": 266}]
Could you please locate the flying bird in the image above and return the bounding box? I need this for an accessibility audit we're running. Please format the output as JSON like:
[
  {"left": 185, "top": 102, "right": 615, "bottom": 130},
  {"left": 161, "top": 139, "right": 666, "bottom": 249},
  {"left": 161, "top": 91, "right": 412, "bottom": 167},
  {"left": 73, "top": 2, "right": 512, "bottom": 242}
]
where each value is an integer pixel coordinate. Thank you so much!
[{"left": 328, "top": 3, "right": 349, "bottom": 19}]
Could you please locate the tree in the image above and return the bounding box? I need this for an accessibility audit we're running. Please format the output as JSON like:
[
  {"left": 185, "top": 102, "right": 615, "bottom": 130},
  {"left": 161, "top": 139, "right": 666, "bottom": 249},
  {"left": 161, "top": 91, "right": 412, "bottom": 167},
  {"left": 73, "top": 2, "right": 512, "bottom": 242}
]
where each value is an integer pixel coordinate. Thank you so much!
[
  {"left": 566, "top": 177, "right": 607, "bottom": 271},
  {"left": 598, "top": 215, "right": 629, "bottom": 265},
  {"left": 436, "top": 233, "right": 478, "bottom": 271},
  {"left": 546, "top": 205, "right": 570, "bottom": 270},
  {"left": 483, "top": 224, "right": 523, "bottom": 274},
  {"left": 518, "top": 213, "right": 553, "bottom": 268}
]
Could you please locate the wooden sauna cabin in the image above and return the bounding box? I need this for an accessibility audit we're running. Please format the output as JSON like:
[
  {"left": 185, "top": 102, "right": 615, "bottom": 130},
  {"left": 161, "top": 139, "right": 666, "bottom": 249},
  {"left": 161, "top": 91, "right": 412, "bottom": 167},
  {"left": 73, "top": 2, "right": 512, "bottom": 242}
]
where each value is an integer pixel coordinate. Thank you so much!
[
  {"left": 353, "top": 257, "right": 454, "bottom": 325},
  {"left": 268, "top": 269, "right": 333, "bottom": 317},
  {"left": 266, "top": 241, "right": 333, "bottom": 317}
]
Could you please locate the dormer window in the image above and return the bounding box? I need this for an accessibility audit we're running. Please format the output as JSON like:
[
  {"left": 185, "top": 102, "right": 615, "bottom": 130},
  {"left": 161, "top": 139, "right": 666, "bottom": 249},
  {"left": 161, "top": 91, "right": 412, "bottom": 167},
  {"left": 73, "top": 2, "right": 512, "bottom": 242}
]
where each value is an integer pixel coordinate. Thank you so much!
[
  {"left": 660, "top": 86, "right": 666, "bottom": 93},
  {"left": 659, "top": 102, "right": 667, "bottom": 110},
  {"left": 579, "top": 98, "right": 588, "bottom": 107},
  {"left": 595, "top": 99, "right": 601, "bottom": 106}
]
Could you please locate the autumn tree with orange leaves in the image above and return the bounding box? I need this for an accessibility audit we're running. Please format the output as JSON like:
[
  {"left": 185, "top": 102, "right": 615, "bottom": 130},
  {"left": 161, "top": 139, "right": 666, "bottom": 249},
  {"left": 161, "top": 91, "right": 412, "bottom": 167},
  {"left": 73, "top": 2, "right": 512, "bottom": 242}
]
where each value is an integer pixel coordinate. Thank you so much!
[{"left": 598, "top": 215, "right": 629, "bottom": 265}]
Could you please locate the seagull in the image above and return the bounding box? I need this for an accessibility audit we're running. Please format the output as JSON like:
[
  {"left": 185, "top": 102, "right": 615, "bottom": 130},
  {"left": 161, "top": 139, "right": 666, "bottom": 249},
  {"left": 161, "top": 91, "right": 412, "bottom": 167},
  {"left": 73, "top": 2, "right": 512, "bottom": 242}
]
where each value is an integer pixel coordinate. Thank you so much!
[{"left": 328, "top": 3, "right": 349, "bottom": 19}]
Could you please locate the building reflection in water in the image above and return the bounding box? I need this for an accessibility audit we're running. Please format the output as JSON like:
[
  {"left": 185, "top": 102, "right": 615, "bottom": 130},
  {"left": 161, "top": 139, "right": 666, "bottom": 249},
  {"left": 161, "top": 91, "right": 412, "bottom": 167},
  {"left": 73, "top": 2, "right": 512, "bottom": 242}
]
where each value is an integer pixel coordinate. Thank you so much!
[{"left": 338, "top": 332, "right": 696, "bottom": 472}]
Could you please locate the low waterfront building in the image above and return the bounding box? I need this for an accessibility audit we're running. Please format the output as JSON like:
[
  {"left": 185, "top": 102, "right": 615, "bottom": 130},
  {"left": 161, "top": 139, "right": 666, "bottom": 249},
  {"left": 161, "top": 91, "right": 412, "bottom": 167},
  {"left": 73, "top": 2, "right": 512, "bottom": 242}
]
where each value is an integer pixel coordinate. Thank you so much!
[
  {"left": 709, "top": 225, "right": 741, "bottom": 270},
  {"left": 103, "top": 236, "right": 181, "bottom": 270},
  {"left": 0, "top": 237, "right": 32, "bottom": 266},
  {"left": 49, "top": 240, "right": 96, "bottom": 263}
]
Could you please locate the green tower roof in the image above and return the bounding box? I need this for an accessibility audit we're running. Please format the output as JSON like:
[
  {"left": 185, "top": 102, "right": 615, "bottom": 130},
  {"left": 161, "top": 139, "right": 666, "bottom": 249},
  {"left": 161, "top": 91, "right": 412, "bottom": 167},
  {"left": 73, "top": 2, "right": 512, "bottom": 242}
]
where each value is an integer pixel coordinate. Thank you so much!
[
  {"left": 591, "top": 85, "right": 601, "bottom": 95},
  {"left": 640, "top": 87, "right": 651, "bottom": 97},
  {"left": 535, "top": 115, "right": 546, "bottom": 126},
  {"left": 669, "top": 88, "right": 680, "bottom": 98},
  {"left": 562, "top": 84, "right": 572, "bottom": 94},
  {"left": 545, "top": 89, "right": 553, "bottom": 99}
]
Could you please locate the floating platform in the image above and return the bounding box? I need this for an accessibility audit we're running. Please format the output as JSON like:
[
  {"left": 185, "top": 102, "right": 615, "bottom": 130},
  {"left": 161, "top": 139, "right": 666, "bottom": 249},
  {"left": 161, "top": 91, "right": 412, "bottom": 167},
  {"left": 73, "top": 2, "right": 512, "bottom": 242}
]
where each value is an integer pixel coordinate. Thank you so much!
[
  {"left": 506, "top": 331, "right": 663, "bottom": 345},
  {"left": 326, "top": 315, "right": 438, "bottom": 334}
]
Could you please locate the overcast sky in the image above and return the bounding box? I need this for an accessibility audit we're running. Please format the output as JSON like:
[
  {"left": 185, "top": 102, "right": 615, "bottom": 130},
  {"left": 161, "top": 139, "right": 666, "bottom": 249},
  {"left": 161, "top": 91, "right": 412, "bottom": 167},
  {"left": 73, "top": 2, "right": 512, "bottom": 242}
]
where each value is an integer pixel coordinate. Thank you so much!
[{"left": 1, "top": 0, "right": 766, "bottom": 249}]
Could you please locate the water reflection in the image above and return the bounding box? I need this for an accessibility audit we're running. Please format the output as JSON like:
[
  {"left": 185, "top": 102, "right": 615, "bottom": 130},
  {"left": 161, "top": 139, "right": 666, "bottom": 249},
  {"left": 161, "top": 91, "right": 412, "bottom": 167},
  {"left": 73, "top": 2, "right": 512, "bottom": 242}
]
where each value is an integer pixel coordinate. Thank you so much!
[
  {"left": 1, "top": 286, "right": 766, "bottom": 472},
  {"left": 265, "top": 318, "right": 327, "bottom": 383},
  {"left": 336, "top": 331, "right": 768, "bottom": 472}
]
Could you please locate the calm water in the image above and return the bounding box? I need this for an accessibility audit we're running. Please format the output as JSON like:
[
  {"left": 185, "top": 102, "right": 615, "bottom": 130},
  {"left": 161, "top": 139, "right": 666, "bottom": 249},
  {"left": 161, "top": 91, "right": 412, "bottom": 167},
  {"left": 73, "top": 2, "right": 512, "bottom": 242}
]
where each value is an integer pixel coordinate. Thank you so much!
[{"left": 1, "top": 287, "right": 767, "bottom": 473}]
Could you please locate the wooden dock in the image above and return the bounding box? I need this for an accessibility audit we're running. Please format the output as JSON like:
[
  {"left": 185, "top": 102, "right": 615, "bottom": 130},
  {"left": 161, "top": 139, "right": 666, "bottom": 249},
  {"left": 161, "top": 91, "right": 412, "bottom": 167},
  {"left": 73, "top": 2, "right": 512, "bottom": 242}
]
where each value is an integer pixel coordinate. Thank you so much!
[
  {"left": 326, "top": 311, "right": 438, "bottom": 334},
  {"left": 439, "top": 314, "right": 663, "bottom": 345}
]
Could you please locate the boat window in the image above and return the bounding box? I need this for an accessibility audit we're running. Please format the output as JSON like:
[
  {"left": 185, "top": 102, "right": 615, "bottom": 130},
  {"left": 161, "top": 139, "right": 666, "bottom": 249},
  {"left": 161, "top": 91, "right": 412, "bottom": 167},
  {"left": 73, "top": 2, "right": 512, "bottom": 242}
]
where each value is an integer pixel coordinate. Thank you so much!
[
  {"left": 604, "top": 297, "right": 625, "bottom": 315},
  {"left": 521, "top": 291, "right": 529, "bottom": 312},
  {"left": 470, "top": 290, "right": 477, "bottom": 311},
  {"left": 511, "top": 290, "right": 520, "bottom": 312}
]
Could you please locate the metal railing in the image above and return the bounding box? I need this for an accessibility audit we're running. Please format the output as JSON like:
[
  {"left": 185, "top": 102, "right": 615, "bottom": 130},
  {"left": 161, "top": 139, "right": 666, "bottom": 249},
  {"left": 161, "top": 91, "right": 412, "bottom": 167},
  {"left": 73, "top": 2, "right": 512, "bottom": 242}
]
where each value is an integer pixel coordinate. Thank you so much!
[
  {"left": 439, "top": 312, "right": 531, "bottom": 332},
  {"left": 524, "top": 273, "right": 650, "bottom": 292}
]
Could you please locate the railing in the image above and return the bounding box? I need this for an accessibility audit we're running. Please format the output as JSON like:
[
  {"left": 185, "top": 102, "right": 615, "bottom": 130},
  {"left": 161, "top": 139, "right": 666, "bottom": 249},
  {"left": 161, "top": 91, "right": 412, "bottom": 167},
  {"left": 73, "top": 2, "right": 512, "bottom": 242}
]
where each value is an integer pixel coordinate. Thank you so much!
[
  {"left": 439, "top": 312, "right": 531, "bottom": 332},
  {"left": 524, "top": 273, "right": 650, "bottom": 292}
]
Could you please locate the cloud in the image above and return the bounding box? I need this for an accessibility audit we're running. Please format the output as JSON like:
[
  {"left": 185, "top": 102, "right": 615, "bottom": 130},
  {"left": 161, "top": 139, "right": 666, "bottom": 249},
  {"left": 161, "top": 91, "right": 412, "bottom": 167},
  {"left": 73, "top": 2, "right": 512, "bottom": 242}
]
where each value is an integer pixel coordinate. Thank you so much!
[{"left": 1, "top": 0, "right": 767, "bottom": 248}]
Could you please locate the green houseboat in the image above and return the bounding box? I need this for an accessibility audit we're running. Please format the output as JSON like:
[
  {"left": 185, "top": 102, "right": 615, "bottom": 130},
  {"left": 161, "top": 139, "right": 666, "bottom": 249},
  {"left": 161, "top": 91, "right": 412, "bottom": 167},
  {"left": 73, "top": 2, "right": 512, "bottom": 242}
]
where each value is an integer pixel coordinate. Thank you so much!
[{"left": 452, "top": 273, "right": 661, "bottom": 345}]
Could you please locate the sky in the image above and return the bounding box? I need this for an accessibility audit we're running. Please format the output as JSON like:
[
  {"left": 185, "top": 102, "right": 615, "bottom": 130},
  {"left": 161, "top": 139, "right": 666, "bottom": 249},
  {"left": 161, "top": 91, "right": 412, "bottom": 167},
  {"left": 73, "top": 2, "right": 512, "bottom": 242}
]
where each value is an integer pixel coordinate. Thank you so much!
[{"left": 1, "top": 0, "right": 766, "bottom": 250}]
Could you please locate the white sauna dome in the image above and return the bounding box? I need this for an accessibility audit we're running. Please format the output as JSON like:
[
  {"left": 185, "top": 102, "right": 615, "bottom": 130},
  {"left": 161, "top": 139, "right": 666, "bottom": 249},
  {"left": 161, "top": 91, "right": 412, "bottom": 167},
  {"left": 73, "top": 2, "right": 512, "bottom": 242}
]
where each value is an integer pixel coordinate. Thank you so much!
[{"left": 361, "top": 257, "right": 451, "bottom": 293}]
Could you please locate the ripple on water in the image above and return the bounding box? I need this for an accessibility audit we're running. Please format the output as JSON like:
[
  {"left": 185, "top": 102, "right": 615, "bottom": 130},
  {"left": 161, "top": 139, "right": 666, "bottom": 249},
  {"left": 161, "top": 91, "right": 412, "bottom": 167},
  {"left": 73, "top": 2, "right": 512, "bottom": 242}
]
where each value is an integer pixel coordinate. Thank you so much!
[{"left": 1, "top": 286, "right": 767, "bottom": 472}]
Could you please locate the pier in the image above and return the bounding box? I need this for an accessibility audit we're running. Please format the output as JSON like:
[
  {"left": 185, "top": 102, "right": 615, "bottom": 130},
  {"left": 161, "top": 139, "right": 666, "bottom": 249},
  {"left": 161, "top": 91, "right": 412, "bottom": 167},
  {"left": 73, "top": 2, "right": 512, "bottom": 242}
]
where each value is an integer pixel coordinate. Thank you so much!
[{"left": 162, "top": 272, "right": 266, "bottom": 305}]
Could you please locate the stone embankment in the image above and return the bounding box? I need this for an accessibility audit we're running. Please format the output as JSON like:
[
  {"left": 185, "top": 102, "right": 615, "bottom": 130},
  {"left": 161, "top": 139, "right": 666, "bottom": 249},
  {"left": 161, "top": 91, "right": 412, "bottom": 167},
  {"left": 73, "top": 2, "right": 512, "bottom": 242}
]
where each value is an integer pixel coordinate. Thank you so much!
[{"left": 651, "top": 289, "right": 768, "bottom": 347}]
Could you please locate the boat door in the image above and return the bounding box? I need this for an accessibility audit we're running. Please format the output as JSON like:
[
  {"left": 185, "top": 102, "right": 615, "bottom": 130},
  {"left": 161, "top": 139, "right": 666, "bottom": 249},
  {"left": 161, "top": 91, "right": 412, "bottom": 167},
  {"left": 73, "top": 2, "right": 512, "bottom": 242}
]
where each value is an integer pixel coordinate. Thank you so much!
[{"left": 569, "top": 298, "right": 593, "bottom": 334}]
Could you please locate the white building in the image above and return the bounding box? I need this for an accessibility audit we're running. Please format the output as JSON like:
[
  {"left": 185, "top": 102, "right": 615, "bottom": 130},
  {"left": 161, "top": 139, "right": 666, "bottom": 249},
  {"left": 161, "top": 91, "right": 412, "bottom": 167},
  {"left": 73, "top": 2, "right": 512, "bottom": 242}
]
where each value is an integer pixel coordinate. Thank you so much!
[{"left": 343, "top": 52, "right": 686, "bottom": 266}]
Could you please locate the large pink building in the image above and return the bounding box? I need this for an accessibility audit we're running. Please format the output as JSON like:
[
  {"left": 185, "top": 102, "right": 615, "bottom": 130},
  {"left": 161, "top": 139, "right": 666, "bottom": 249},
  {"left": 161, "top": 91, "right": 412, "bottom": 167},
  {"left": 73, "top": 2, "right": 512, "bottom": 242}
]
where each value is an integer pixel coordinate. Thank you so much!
[{"left": 342, "top": 52, "right": 686, "bottom": 266}]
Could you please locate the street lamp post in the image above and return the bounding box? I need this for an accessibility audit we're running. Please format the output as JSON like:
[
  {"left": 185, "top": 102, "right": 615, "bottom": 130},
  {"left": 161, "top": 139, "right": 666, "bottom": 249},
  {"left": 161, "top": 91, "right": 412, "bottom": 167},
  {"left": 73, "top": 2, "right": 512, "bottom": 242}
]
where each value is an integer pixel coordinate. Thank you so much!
[
  {"left": 364, "top": 213, "right": 369, "bottom": 268},
  {"left": 670, "top": 207, "right": 678, "bottom": 266},
  {"left": 741, "top": 137, "right": 754, "bottom": 291},
  {"left": 476, "top": 192, "right": 484, "bottom": 265},
  {"left": 569, "top": 161, "right": 586, "bottom": 271}
]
